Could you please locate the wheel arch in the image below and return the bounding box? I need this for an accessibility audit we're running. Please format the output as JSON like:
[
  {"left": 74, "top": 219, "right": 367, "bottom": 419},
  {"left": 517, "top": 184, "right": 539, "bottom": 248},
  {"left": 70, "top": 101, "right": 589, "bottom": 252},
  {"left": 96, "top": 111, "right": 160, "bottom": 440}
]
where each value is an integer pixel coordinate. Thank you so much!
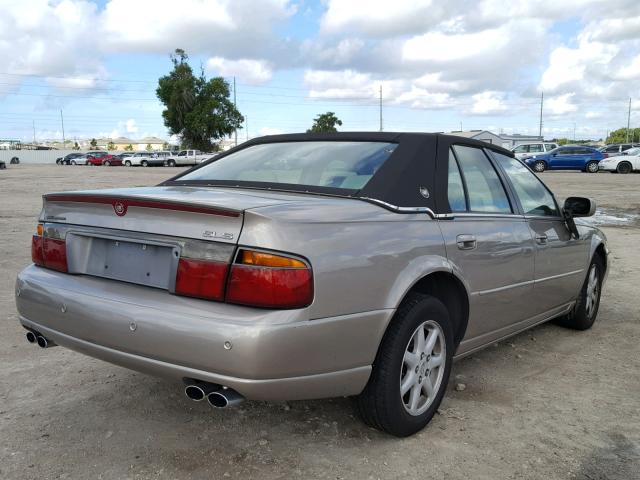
[{"left": 390, "top": 270, "right": 470, "bottom": 350}]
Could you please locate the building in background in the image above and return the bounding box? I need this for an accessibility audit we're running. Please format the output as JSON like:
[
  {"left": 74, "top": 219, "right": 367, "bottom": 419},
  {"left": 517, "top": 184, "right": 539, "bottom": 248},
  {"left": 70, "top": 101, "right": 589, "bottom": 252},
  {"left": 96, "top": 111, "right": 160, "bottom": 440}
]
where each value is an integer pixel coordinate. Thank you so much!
[
  {"left": 449, "top": 130, "right": 509, "bottom": 148},
  {"left": 449, "top": 130, "right": 546, "bottom": 149},
  {"left": 499, "top": 133, "right": 544, "bottom": 148}
]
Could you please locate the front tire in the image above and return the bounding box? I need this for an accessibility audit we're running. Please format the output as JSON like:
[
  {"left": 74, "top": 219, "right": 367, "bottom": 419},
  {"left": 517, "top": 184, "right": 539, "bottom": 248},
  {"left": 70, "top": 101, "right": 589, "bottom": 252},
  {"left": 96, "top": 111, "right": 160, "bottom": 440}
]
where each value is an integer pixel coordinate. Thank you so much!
[
  {"left": 141, "top": 160, "right": 148, "bottom": 167},
  {"left": 167, "top": 159, "right": 176, "bottom": 167},
  {"left": 533, "top": 160, "right": 546, "bottom": 172},
  {"left": 103, "top": 160, "right": 111, "bottom": 166},
  {"left": 586, "top": 161, "right": 599, "bottom": 173},
  {"left": 124, "top": 160, "right": 132, "bottom": 167},
  {"left": 617, "top": 162, "right": 632, "bottom": 174},
  {"left": 556, "top": 256, "right": 604, "bottom": 330},
  {"left": 356, "top": 293, "right": 453, "bottom": 437}
]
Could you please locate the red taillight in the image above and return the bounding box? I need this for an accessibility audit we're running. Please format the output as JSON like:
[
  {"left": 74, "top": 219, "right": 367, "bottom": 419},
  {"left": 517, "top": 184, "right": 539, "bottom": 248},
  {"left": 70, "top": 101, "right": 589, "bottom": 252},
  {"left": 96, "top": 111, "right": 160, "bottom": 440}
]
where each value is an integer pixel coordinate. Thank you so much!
[
  {"left": 32, "top": 223, "right": 68, "bottom": 272},
  {"left": 43, "top": 238, "right": 68, "bottom": 272},
  {"left": 226, "top": 265, "right": 313, "bottom": 309},
  {"left": 603, "top": 153, "right": 608, "bottom": 158},
  {"left": 31, "top": 235, "right": 44, "bottom": 266},
  {"left": 175, "top": 258, "right": 228, "bottom": 301}
]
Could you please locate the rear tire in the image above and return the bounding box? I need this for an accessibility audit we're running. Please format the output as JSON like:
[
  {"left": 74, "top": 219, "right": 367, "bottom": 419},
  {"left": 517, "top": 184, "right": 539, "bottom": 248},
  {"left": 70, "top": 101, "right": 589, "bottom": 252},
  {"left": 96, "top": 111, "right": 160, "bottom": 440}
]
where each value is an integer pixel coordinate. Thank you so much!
[
  {"left": 124, "top": 160, "right": 132, "bottom": 167},
  {"left": 617, "top": 162, "right": 632, "bottom": 174},
  {"left": 167, "top": 159, "right": 176, "bottom": 167},
  {"left": 356, "top": 293, "right": 453, "bottom": 437},
  {"left": 555, "top": 256, "right": 604, "bottom": 330},
  {"left": 141, "top": 160, "right": 148, "bottom": 167},
  {"left": 70, "top": 160, "right": 77, "bottom": 165},
  {"left": 104, "top": 160, "right": 111, "bottom": 166},
  {"left": 586, "top": 161, "right": 599, "bottom": 173},
  {"left": 533, "top": 160, "right": 546, "bottom": 172}
]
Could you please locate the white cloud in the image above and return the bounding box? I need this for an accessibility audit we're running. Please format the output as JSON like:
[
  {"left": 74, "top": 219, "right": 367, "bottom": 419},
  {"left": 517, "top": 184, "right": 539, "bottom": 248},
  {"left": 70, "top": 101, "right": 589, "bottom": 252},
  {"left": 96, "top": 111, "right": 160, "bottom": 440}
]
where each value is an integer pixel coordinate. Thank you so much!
[
  {"left": 470, "top": 91, "right": 508, "bottom": 115},
  {"left": 124, "top": 119, "right": 138, "bottom": 134},
  {"left": 206, "top": 57, "right": 273, "bottom": 84},
  {"left": 546, "top": 94, "right": 578, "bottom": 115},
  {"left": 321, "top": 0, "right": 447, "bottom": 37}
]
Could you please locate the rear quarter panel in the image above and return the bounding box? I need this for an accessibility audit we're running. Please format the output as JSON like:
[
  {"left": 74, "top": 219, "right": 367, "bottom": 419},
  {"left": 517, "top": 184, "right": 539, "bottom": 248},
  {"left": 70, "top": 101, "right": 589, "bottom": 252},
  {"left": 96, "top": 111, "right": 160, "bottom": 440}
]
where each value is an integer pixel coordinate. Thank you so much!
[{"left": 240, "top": 200, "right": 453, "bottom": 321}]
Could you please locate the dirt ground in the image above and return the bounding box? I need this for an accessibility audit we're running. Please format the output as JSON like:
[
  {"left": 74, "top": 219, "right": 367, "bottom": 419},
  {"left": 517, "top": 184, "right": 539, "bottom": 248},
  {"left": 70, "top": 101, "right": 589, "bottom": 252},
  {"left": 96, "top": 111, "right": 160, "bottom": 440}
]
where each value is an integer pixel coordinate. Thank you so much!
[{"left": 1, "top": 165, "right": 639, "bottom": 480}]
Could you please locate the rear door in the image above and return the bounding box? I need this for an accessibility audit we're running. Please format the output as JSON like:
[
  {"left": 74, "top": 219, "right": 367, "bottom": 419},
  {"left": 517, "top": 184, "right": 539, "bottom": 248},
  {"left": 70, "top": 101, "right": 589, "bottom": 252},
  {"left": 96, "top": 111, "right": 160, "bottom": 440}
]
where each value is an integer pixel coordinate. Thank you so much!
[
  {"left": 490, "top": 152, "right": 588, "bottom": 313},
  {"left": 437, "top": 142, "right": 536, "bottom": 349}
]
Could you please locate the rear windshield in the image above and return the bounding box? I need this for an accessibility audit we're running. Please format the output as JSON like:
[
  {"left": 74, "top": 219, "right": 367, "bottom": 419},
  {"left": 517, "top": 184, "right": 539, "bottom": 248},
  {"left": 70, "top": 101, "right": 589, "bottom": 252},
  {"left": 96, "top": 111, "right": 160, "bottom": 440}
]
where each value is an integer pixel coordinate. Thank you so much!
[{"left": 177, "top": 141, "right": 398, "bottom": 190}]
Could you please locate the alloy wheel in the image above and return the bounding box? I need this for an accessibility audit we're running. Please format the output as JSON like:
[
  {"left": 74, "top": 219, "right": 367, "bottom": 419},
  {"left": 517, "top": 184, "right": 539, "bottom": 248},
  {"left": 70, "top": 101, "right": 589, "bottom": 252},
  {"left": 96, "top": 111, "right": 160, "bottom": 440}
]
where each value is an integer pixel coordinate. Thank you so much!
[
  {"left": 585, "top": 264, "right": 599, "bottom": 320},
  {"left": 400, "top": 320, "right": 446, "bottom": 416}
]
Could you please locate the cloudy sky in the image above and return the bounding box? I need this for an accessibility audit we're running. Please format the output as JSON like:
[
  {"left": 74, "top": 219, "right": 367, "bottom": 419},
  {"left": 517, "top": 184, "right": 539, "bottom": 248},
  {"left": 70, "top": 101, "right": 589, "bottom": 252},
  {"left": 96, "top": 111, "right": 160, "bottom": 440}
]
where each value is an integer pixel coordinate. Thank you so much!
[{"left": 1, "top": 0, "right": 639, "bottom": 143}]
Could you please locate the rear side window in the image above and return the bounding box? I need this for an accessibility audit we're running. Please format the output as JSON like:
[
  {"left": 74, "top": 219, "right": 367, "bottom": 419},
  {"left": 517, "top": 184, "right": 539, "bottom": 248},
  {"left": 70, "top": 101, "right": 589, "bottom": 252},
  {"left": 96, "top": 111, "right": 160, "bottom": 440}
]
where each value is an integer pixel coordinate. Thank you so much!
[
  {"left": 528, "top": 144, "right": 543, "bottom": 152},
  {"left": 493, "top": 153, "right": 559, "bottom": 216},
  {"left": 179, "top": 141, "right": 398, "bottom": 190},
  {"left": 513, "top": 145, "right": 528, "bottom": 153},
  {"left": 447, "top": 150, "right": 467, "bottom": 212},
  {"left": 452, "top": 146, "right": 511, "bottom": 214}
]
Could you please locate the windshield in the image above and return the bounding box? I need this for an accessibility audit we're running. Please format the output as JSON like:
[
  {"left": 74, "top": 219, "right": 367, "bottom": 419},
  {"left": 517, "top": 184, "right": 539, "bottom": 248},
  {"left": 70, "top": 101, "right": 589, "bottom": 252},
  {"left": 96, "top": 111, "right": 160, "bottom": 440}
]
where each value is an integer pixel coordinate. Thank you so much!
[
  {"left": 177, "top": 141, "right": 398, "bottom": 190},
  {"left": 624, "top": 147, "right": 640, "bottom": 156}
]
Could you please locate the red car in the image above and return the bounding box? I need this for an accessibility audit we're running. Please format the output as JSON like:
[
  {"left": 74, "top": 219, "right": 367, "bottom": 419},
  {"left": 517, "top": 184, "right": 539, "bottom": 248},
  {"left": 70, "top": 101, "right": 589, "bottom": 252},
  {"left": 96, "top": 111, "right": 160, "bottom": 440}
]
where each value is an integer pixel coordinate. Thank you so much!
[{"left": 86, "top": 152, "right": 122, "bottom": 166}]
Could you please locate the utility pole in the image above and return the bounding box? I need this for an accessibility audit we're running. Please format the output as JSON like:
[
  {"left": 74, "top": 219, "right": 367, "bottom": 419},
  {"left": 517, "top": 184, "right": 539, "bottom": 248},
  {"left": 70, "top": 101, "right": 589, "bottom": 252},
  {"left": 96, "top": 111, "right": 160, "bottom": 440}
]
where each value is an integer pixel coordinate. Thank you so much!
[
  {"left": 573, "top": 122, "right": 576, "bottom": 142},
  {"left": 626, "top": 97, "right": 631, "bottom": 143},
  {"left": 538, "top": 91, "right": 544, "bottom": 138},
  {"left": 246, "top": 115, "right": 249, "bottom": 142},
  {"left": 60, "top": 110, "right": 66, "bottom": 147},
  {"left": 233, "top": 77, "right": 238, "bottom": 146},
  {"left": 32, "top": 120, "right": 36, "bottom": 144},
  {"left": 379, "top": 85, "right": 383, "bottom": 132},
  {"left": 460, "top": 121, "right": 463, "bottom": 132}
]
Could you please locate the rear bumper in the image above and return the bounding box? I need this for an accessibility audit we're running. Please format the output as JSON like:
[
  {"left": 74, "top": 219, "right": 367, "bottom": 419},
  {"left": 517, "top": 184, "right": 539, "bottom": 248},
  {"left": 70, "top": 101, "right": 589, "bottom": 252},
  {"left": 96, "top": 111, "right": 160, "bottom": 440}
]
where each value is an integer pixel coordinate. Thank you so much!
[{"left": 15, "top": 265, "right": 390, "bottom": 401}]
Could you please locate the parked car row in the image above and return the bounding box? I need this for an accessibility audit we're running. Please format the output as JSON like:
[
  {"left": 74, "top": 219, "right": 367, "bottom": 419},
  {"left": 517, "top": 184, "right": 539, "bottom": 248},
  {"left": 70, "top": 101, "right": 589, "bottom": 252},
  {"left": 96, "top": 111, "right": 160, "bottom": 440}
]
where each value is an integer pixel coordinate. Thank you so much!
[
  {"left": 56, "top": 150, "right": 216, "bottom": 167},
  {"left": 512, "top": 142, "right": 640, "bottom": 174}
]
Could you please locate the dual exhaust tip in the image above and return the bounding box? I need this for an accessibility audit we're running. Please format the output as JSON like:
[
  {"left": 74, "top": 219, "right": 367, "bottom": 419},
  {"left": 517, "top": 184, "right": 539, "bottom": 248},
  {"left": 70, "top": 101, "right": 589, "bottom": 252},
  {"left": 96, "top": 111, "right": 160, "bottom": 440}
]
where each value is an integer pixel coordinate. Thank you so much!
[
  {"left": 25, "top": 330, "right": 56, "bottom": 348},
  {"left": 184, "top": 382, "right": 244, "bottom": 408}
]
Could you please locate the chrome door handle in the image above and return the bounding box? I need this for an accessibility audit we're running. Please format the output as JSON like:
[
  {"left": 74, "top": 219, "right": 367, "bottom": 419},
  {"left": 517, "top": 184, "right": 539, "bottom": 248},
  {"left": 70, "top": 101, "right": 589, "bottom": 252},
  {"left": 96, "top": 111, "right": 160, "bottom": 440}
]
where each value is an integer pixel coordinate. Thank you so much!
[
  {"left": 456, "top": 234, "right": 477, "bottom": 250},
  {"left": 535, "top": 233, "right": 548, "bottom": 244}
]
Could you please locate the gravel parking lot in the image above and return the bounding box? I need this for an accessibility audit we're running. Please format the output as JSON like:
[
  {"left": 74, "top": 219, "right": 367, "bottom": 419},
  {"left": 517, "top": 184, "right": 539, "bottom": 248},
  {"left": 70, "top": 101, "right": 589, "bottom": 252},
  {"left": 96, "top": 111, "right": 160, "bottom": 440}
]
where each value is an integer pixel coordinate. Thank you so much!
[{"left": 1, "top": 165, "right": 639, "bottom": 480}]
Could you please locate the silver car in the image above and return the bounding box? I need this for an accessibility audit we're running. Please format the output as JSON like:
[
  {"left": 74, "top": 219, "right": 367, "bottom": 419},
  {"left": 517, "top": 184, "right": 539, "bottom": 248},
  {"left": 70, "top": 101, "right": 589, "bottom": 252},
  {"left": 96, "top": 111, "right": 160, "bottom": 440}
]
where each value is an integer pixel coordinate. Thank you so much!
[{"left": 15, "top": 133, "right": 609, "bottom": 437}]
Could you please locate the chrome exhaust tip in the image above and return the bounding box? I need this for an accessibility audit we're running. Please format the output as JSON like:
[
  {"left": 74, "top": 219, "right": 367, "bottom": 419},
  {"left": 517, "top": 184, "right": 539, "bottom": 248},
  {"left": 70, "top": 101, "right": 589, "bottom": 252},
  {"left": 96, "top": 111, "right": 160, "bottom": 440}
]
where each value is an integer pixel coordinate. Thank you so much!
[
  {"left": 184, "top": 382, "right": 220, "bottom": 402},
  {"left": 36, "top": 335, "right": 56, "bottom": 348},
  {"left": 207, "top": 388, "right": 244, "bottom": 408},
  {"left": 26, "top": 331, "right": 37, "bottom": 344}
]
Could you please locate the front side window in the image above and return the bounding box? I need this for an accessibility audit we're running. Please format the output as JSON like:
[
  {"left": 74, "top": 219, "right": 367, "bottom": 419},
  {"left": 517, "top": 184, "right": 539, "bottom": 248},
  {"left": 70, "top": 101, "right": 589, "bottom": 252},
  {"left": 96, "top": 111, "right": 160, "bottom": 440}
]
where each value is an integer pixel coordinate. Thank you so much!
[
  {"left": 178, "top": 141, "right": 398, "bottom": 191},
  {"left": 528, "top": 144, "right": 543, "bottom": 152},
  {"left": 452, "top": 146, "right": 511, "bottom": 213},
  {"left": 493, "top": 153, "right": 559, "bottom": 216},
  {"left": 513, "top": 145, "right": 528, "bottom": 153},
  {"left": 545, "top": 144, "right": 557, "bottom": 150}
]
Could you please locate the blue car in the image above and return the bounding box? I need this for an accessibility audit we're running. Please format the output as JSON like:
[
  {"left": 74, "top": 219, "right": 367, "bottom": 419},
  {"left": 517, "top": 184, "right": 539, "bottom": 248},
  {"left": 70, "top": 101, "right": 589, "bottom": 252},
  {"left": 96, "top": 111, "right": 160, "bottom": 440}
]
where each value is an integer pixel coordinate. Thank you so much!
[{"left": 523, "top": 146, "right": 604, "bottom": 173}]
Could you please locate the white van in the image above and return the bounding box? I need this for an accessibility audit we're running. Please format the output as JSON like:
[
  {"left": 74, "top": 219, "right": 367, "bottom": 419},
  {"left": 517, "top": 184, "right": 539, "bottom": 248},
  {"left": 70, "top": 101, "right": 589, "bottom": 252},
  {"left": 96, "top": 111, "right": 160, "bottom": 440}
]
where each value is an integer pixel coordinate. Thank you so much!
[{"left": 511, "top": 142, "right": 558, "bottom": 160}]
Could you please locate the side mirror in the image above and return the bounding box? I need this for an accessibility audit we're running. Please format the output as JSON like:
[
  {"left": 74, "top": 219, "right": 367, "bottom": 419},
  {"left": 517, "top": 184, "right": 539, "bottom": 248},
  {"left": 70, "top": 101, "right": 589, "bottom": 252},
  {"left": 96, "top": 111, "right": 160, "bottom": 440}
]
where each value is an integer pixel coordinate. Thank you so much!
[{"left": 564, "top": 196, "right": 596, "bottom": 217}]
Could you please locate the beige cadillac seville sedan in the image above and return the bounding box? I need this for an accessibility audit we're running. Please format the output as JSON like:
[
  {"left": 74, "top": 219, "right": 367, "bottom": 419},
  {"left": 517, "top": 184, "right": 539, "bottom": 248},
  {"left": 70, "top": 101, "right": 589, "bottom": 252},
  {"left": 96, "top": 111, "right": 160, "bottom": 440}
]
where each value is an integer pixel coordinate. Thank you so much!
[{"left": 15, "top": 133, "right": 609, "bottom": 436}]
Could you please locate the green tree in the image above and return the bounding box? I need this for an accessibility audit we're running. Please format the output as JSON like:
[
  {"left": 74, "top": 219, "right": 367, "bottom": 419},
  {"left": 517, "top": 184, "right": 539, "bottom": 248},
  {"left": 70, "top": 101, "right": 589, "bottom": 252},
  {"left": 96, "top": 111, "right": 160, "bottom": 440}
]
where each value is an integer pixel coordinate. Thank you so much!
[
  {"left": 156, "top": 49, "right": 244, "bottom": 151},
  {"left": 73, "top": 142, "right": 80, "bottom": 150},
  {"left": 107, "top": 141, "right": 116, "bottom": 150},
  {"left": 146, "top": 143, "right": 153, "bottom": 151},
  {"left": 124, "top": 144, "right": 134, "bottom": 151},
  {"left": 605, "top": 127, "right": 640, "bottom": 144},
  {"left": 89, "top": 138, "right": 98, "bottom": 150},
  {"left": 307, "top": 112, "right": 343, "bottom": 133}
]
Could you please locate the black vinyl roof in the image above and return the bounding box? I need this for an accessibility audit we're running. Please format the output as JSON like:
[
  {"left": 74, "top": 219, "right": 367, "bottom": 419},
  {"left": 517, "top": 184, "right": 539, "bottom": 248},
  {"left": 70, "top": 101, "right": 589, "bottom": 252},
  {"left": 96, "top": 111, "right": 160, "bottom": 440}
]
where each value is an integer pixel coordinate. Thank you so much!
[{"left": 164, "top": 132, "right": 514, "bottom": 211}]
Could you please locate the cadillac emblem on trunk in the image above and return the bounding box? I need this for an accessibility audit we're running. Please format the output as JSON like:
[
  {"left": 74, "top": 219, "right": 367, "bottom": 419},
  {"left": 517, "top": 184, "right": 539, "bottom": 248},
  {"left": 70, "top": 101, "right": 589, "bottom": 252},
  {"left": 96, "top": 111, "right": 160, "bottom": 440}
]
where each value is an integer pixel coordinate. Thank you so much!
[{"left": 113, "top": 201, "right": 127, "bottom": 216}]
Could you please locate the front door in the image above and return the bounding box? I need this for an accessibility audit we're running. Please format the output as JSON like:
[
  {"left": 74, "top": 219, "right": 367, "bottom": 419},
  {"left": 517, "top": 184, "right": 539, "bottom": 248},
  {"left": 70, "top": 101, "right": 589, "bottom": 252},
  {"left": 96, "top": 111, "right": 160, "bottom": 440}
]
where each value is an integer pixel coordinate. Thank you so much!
[
  {"left": 491, "top": 152, "right": 588, "bottom": 314},
  {"left": 439, "top": 145, "right": 536, "bottom": 350}
]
